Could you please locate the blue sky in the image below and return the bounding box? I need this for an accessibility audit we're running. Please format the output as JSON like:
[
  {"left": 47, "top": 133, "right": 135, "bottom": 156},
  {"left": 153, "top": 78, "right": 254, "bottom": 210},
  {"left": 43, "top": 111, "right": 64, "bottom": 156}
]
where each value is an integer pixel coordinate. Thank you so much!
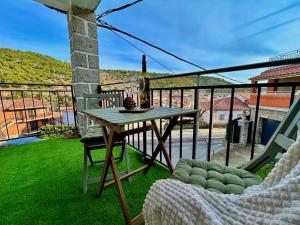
[{"left": 0, "top": 0, "right": 300, "bottom": 83}]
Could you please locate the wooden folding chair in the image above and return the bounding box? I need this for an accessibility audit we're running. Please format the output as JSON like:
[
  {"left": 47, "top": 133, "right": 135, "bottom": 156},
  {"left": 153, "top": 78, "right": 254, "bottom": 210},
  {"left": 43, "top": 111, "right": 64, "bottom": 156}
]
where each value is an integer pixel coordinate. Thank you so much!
[{"left": 80, "top": 93, "right": 130, "bottom": 193}]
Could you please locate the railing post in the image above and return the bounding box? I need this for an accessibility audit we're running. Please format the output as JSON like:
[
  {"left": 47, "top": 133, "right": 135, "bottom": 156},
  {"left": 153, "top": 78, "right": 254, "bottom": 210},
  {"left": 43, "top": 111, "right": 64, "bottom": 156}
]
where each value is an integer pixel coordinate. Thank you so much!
[
  {"left": 142, "top": 55, "right": 147, "bottom": 159},
  {"left": 192, "top": 75, "right": 200, "bottom": 159},
  {"left": 290, "top": 85, "right": 296, "bottom": 106},
  {"left": 0, "top": 91, "right": 10, "bottom": 140},
  {"left": 169, "top": 89, "right": 172, "bottom": 159},
  {"left": 71, "top": 85, "right": 78, "bottom": 134},
  {"left": 251, "top": 87, "right": 261, "bottom": 159},
  {"left": 179, "top": 88, "right": 184, "bottom": 158},
  {"left": 207, "top": 88, "right": 214, "bottom": 161},
  {"left": 225, "top": 88, "right": 235, "bottom": 166}
]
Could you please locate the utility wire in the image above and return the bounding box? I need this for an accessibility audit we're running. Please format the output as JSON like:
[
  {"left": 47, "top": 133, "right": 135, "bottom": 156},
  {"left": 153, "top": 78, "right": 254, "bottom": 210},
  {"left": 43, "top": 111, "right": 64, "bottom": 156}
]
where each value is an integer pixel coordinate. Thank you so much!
[
  {"left": 97, "top": 0, "right": 144, "bottom": 19},
  {"left": 98, "top": 20, "right": 206, "bottom": 70},
  {"left": 97, "top": 2, "right": 245, "bottom": 83},
  {"left": 108, "top": 28, "right": 175, "bottom": 74},
  {"left": 97, "top": 20, "right": 246, "bottom": 83}
]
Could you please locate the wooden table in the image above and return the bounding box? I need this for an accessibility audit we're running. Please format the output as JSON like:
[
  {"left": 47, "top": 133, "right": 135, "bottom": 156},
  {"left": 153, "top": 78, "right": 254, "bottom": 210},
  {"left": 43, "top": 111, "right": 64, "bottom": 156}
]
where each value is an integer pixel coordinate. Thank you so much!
[{"left": 83, "top": 107, "right": 198, "bottom": 225}]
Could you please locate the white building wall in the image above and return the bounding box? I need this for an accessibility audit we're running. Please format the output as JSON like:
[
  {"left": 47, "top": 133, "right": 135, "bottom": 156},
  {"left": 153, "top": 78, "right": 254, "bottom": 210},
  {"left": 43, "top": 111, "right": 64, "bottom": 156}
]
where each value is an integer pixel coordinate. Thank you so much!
[{"left": 202, "top": 110, "right": 246, "bottom": 126}]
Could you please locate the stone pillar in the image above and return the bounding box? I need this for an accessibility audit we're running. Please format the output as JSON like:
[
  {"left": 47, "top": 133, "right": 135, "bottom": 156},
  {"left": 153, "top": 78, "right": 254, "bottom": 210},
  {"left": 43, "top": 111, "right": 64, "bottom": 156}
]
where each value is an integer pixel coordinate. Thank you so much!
[
  {"left": 250, "top": 109, "right": 263, "bottom": 144},
  {"left": 238, "top": 119, "right": 250, "bottom": 146},
  {"left": 68, "top": 7, "right": 100, "bottom": 133}
]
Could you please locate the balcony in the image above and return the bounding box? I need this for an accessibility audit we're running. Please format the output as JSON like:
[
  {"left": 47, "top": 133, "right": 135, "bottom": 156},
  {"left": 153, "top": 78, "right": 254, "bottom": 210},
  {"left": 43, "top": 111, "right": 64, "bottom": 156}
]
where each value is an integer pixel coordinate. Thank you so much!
[{"left": 1, "top": 59, "right": 300, "bottom": 225}]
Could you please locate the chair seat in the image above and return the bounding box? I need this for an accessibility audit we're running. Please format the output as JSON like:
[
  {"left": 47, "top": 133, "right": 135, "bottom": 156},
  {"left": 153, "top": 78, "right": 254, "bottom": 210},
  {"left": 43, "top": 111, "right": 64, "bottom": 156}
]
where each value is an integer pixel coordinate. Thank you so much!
[
  {"left": 172, "top": 159, "right": 263, "bottom": 194},
  {"left": 80, "top": 127, "right": 104, "bottom": 144}
]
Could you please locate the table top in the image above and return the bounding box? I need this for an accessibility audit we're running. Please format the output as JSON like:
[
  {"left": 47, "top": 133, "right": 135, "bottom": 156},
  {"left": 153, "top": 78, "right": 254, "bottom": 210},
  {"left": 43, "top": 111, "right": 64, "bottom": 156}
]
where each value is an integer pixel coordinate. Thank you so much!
[{"left": 83, "top": 107, "right": 198, "bottom": 126}]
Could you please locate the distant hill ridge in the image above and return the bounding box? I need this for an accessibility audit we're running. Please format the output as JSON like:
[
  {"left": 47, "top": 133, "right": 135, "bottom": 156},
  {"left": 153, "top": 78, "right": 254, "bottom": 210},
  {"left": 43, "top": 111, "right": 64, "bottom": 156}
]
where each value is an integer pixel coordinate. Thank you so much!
[{"left": 0, "top": 48, "right": 231, "bottom": 88}]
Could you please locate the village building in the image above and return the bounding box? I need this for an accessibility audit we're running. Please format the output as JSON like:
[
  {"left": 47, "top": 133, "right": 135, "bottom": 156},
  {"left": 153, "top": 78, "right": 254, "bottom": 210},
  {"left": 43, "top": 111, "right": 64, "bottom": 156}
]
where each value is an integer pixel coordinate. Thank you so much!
[
  {"left": 249, "top": 64, "right": 300, "bottom": 145},
  {"left": 0, "top": 98, "right": 60, "bottom": 140},
  {"left": 200, "top": 94, "right": 250, "bottom": 127}
]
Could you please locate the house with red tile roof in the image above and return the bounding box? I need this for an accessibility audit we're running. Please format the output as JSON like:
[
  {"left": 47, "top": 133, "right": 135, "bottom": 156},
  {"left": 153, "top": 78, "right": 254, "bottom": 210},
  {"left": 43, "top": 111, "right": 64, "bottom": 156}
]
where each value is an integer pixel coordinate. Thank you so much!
[
  {"left": 249, "top": 64, "right": 300, "bottom": 145},
  {"left": 0, "top": 98, "right": 60, "bottom": 140},
  {"left": 200, "top": 94, "right": 250, "bottom": 126}
]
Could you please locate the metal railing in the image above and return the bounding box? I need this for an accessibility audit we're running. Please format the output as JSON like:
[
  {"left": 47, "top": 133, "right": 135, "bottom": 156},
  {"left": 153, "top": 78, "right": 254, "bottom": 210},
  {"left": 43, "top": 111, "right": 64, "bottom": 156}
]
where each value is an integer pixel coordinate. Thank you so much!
[
  {"left": 99, "top": 58, "right": 300, "bottom": 167},
  {"left": 0, "top": 83, "right": 77, "bottom": 142},
  {"left": 1, "top": 57, "right": 299, "bottom": 167},
  {"left": 101, "top": 82, "right": 299, "bottom": 167}
]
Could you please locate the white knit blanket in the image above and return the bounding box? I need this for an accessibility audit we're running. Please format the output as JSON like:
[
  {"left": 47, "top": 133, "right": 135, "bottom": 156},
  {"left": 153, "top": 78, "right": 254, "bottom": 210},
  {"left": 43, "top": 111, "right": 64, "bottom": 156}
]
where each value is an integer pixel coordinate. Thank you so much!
[{"left": 143, "top": 135, "right": 300, "bottom": 225}]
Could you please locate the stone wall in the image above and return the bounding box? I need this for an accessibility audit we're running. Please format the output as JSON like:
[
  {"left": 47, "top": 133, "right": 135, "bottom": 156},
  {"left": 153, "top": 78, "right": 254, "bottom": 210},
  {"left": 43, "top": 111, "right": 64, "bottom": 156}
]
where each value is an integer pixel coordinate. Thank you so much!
[
  {"left": 68, "top": 7, "right": 100, "bottom": 133},
  {"left": 250, "top": 107, "right": 288, "bottom": 143}
]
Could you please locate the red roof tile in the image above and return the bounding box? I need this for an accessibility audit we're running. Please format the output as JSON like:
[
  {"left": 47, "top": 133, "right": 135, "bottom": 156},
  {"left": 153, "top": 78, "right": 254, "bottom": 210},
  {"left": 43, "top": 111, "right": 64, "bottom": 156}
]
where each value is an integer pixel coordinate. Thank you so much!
[
  {"left": 250, "top": 64, "right": 300, "bottom": 81},
  {"left": 0, "top": 98, "right": 50, "bottom": 110},
  {"left": 201, "top": 95, "right": 249, "bottom": 111}
]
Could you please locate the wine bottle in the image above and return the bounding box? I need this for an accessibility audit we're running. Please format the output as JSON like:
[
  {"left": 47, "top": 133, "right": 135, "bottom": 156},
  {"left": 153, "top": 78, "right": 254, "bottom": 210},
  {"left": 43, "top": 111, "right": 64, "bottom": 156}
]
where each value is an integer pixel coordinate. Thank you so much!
[{"left": 140, "top": 55, "right": 151, "bottom": 108}]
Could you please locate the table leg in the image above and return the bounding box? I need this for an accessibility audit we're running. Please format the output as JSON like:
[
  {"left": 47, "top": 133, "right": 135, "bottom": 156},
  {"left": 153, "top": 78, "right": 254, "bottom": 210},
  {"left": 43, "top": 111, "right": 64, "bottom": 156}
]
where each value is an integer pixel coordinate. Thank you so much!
[
  {"left": 124, "top": 142, "right": 131, "bottom": 182},
  {"left": 83, "top": 147, "right": 88, "bottom": 193},
  {"left": 110, "top": 153, "right": 131, "bottom": 225},
  {"left": 96, "top": 126, "right": 132, "bottom": 224},
  {"left": 96, "top": 126, "right": 115, "bottom": 197},
  {"left": 144, "top": 116, "right": 178, "bottom": 173},
  {"left": 152, "top": 120, "right": 174, "bottom": 172}
]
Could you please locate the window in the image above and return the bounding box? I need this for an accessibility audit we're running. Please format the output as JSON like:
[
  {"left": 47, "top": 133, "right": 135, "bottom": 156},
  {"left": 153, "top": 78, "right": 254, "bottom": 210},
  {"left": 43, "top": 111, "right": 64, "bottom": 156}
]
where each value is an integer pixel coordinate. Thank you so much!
[
  {"left": 28, "top": 109, "right": 35, "bottom": 117},
  {"left": 30, "top": 121, "right": 38, "bottom": 130},
  {"left": 219, "top": 114, "right": 225, "bottom": 121},
  {"left": 16, "top": 111, "right": 23, "bottom": 120}
]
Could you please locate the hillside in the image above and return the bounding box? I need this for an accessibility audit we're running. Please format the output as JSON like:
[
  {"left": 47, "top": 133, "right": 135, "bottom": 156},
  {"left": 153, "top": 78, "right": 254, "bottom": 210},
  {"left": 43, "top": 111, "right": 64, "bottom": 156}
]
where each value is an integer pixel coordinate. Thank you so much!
[
  {"left": 0, "top": 48, "right": 231, "bottom": 88},
  {"left": 0, "top": 48, "right": 72, "bottom": 84}
]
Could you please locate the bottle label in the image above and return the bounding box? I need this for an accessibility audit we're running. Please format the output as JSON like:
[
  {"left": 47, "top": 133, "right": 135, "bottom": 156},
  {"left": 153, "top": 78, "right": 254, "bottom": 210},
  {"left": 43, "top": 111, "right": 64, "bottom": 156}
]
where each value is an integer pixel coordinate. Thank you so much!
[{"left": 140, "top": 76, "right": 151, "bottom": 108}]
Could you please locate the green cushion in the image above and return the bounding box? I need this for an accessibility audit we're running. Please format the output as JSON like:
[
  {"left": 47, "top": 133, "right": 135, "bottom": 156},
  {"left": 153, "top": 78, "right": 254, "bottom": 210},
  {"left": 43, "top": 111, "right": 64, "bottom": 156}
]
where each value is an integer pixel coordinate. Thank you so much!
[{"left": 172, "top": 159, "right": 263, "bottom": 194}]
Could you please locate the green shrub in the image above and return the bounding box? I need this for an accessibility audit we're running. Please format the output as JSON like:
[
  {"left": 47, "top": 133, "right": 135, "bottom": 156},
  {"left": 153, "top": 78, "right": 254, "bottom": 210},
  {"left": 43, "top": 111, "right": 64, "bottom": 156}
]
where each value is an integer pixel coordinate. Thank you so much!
[
  {"left": 256, "top": 159, "right": 278, "bottom": 179},
  {"left": 40, "top": 125, "right": 76, "bottom": 139}
]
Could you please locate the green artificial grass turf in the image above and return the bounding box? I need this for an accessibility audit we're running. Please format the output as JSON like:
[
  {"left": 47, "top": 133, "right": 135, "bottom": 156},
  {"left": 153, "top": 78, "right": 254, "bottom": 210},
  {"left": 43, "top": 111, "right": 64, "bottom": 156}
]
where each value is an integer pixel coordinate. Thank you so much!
[{"left": 0, "top": 138, "right": 170, "bottom": 225}]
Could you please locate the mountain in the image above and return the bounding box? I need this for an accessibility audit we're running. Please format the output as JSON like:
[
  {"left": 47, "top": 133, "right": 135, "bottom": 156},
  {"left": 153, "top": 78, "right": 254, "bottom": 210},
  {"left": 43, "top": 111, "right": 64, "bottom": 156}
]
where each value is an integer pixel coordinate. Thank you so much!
[{"left": 0, "top": 48, "right": 231, "bottom": 88}]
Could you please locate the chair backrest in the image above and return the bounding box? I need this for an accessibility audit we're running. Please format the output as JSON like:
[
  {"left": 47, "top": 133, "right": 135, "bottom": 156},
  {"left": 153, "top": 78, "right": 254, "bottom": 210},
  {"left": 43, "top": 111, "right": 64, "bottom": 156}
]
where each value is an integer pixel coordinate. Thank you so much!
[
  {"left": 83, "top": 93, "right": 122, "bottom": 133},
  {"left": 83, "top": 93, "right": 122, "bottom": 110},
  {"left": 244, "top": 94, "right": 300, "bottom": 172}
]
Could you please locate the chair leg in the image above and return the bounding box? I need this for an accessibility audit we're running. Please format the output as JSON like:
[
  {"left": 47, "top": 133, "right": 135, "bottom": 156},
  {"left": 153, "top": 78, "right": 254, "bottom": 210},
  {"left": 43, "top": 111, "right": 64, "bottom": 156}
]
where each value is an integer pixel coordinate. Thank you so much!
[
  {"left": 124, "top": 143, "right": 131, "bottom": 182},
  {"left": 85, "top": 145, "right": 94, "bottom": 167},
  {"left": 83, "top": 149, "right": 88, "bottom": 193},
  {"left": 119, "top": 139, "right": 126, "bottom": 161}
]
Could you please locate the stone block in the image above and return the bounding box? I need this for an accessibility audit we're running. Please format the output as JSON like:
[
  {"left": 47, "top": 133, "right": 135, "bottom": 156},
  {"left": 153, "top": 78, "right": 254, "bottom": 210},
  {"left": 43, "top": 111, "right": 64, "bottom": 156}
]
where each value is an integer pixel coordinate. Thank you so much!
[
  {"left": 78, "top": 126, "right": 85, "bottom": 135},
  {"left": 90, "top": 83, "right": 100, "bottom": 94},
  {"left": 67, "top": 14, "right": 72, "bottom": 38},
  {"left": 88, "top": 22, "right": 97, "bottom": 39},
  {"left": 72, "top": 34, "right": 98, "bottom": 54},
  {"left": 86, "top": 38, "right": 99, "bottom": 55},
  {"left": 71, "top": 52, "right": 87, "bottom": 69},
  {"left": 71, "top": 6, "right": 96, "bottom": 23},
  {"left": 76, "top": 112, "right": 85, "bottom": 134},
  {"left": 76, "top": 111, "right": 85, "bottom": 121},
  {"left": 75, "top": 98, "right": 84, "bottom": 111},
  {"left": 73, "top": 68, "right": 100, "bottom": 83},
  {"left": 70, "top": 15, "right": 86, "bottom": 35},
  {"left": 73, "top": 83, "right": 90, "bottom": 97},
  {"left": 88, "top": 55, "right": 99, "bottom": 69}
]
